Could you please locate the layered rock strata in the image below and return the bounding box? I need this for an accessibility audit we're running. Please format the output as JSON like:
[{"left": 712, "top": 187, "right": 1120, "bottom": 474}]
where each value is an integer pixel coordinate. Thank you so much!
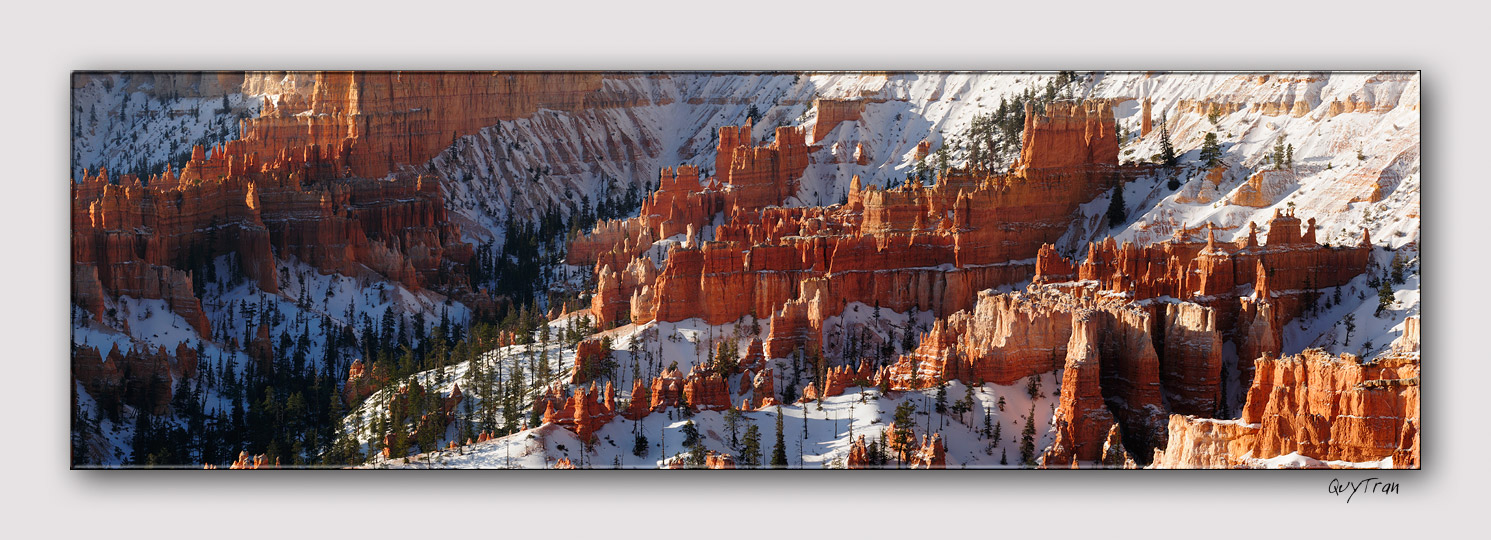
[
  {"left": 74, "top": 73, "right": 615, "bottom": 404},
  {"left": 573, "top": 100, "right": 1124, "bottom": 360},
  {"left": 1151, "top": 338, "right": 1420, "bottom": 468}
]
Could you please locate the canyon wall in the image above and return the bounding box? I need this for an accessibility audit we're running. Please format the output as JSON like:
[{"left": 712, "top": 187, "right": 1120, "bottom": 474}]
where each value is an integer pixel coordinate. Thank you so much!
[
  {"left": 1152, "top": 325, "right": 1419, "bottom": 468},
  {"left": 572, "top": 100, "right": 1124, "bottom": 363},
  {"left": 883, "top": 289, "right": 1186, "bottom": 462},
  {"left": 72, "top": 72, "right": 626, "bottom": 410}
]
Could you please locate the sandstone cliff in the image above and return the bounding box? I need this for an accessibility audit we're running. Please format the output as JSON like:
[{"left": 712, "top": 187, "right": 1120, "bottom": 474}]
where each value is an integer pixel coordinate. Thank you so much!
[{"left": 1151, "top": 342, "right": 1419, "bottom": 468}]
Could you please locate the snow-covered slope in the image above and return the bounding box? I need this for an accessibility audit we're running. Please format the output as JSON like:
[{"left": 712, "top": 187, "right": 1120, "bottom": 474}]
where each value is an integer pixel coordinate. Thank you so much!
[
  {"left": 70, "top": 253, "right": 471, "bottom": 466},
  {"left": 376, "top": 375, "right": 1059, "bottom": 469},
  {"left": 358, "top": 313, "right": 1061, "bottom": 469},
  {"left": 71, "top": 73, "right": 261, "bottom": 180}
]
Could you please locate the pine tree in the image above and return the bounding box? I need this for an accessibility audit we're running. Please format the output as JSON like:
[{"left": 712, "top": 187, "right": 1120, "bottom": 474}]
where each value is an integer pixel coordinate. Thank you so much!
[
  {"left": 902, "top": 307, "right": 918, "bottom": 353},
  {"left": 1020, "top": 404, "right": 1037, "bottom": 466},
  {"left": 740, "top": 424, "right": 762, "bottom": 468},
  {"left": 1376, "top": 280, "right": 1396, "bottom": 317},
  {"left": 1199, "top": 132, "right": 1223, "bottom": 169},
  {"left": 682, "top": 420, "right": 706, "bottom": 467},
  {"left": 1159, "top": 115, "right": 1177, "bottom": 169},
  {"left": 1272, "top": 136, "right": 1287, "bottom": 170},
  {"left": 892, "top": 401, "right": 916, "bottom": 467},
  {"left": 723, "top": 407, "right": 743, "bottom": 448},
  {"left": 1391, "top": 252, "right": 1407, "bottom": 284},
  {"left": 953, "top": 384, "right": 974, "bottom": 425},
  {"left": 1107, "top": 174, "right": 1127, "bottom": 228},
  {"left": 1343, "top": 313, "right": 1357, "bottom": 349},
  {"left": 631, "top": 430, "right": 649, "bottom": 458},
  {"left": 681, "top": 420, "right": 700, "bottom": 448},
  {"left": 770, "top": 407, "right": 788, "bottom": 468}
]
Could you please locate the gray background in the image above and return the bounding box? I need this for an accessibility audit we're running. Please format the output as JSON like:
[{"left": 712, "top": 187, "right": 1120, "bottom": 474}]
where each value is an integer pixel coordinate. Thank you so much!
[{"left": 6, "top": 0, "right": 1478, "bottom": 537}]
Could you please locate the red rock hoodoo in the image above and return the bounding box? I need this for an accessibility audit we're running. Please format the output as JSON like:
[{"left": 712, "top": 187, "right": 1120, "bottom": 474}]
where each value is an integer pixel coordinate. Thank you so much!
[
  {"left": 1151, "top": 339, "right": 1419, "bottom": 468},
  {"left": 570, "top": 100, "right": 1125, "bottom": 356}
]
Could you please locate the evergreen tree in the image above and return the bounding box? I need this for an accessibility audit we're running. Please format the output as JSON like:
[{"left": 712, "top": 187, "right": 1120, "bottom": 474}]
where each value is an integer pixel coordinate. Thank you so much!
[
  {"left": 1391, "top": 252, "right": 1407, "bottom": 284},
  {"left": 740, "top": 424, "right": 762, "bottom": 468},
  {"left": 952, "top": 385, "right": 973, "bottom": 425},
  {"left": 1272, "top": 136, "right": 1287, "bottom": 170},
  {"left": 770, "top": 407, "right": 788, "bottom": 468},
  {"left": 681, "top": 420, "right": 700, "bottom": 448},
  {"left": 723, "top": 407, "right": 743, "bottom": 448},
  {"left": 1107, "top": 174, "right": 1127, "bottom": 228},
  {"left": 892, "top": 401, "right": 916, "bottom": 467},
  {"left": 631, "top": 430, "right": 649, "bottom": 458},
  {"left": 1376, "top": 280, "right": 1396, "bottom": 317},
  {"left": 1301, "top": 276, "right": 1319, "bottom": 317},
  {"left": 1158, "top": 115, "right": 1177, "bottom": 169},
  {"left": 902, "top": 308, "right": 917, "bottom": 353},
  {"left": 677, "top": 419, "right": 706, "bottom": 467},
  {"left": 1199, "top": 132, "right": 1223, "bottom": 168},
  {"left": 1019, "top": 404, "right": 1037, "bottom": 466}
]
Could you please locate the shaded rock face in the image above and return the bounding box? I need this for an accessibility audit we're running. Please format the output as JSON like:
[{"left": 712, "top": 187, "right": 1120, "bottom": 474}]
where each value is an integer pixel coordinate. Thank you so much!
[
  {"left": 72, "top": 344, "right": 174, "bottom": 416},
  {"left": 1151, "top": 343, "right": 1420, "bottom": 469},
  {"left": 1040, "top": 313, "right": 1118, "bottom": 467},
  {"left": 1037, "top": 306, "right": 1167, "bottom": 466},
  {"left": 1158, "top": 303, "right": 1224, "bottom": 417},
  {"left": 1100, "top": 424, "right": 1139, "bottom": 469},
  {"left": 882, "top": 288, "right": 1199, "bottom": 464}
]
